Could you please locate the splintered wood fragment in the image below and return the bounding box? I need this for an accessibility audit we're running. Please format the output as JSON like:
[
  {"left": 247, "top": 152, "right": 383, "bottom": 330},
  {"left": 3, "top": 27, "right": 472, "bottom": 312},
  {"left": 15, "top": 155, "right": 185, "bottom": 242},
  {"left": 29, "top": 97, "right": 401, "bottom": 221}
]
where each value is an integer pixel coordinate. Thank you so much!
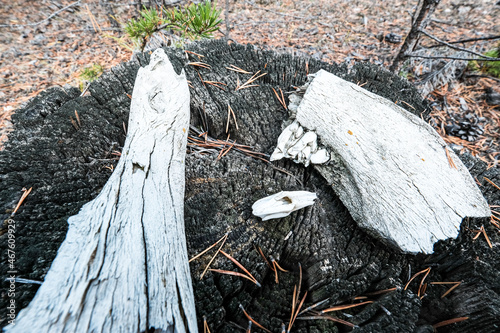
[
  {"left": 11, "top": 187, "right": 32, "bottom": 217},
  {"left": 4, "top": 49, "right": 198, "bottom": 333},
  {"left": 432, "top": 317, "right": 469, "bottom": 328},
  {"left": 281, "top": 70, "right": 491, "bottom": 254}
]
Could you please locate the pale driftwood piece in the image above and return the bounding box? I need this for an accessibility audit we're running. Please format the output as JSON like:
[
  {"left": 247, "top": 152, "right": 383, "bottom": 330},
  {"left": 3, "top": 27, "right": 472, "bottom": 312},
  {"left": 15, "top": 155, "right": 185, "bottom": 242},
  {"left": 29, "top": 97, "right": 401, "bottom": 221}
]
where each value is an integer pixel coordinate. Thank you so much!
[
  {"left": 5, "top": 49, "right": 197, "bottom": 332},
  {"left": 275, "top": 70, "right": 491, "bottom": 254}
]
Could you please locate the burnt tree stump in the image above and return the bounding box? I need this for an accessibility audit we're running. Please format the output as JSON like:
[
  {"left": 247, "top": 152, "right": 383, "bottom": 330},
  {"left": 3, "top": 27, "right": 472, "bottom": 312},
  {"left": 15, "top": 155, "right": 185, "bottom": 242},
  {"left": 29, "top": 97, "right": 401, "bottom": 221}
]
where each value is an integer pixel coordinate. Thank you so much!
[{"left": 1, "top": 40, "right": 499, "bottom": 332}]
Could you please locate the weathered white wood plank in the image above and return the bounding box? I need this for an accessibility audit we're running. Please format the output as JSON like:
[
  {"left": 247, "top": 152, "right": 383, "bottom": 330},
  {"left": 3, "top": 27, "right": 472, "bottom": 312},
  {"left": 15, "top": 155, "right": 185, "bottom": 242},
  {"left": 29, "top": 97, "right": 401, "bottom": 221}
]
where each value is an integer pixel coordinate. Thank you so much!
[
  {"left": 6, "top": 49, "right": 197, "bottom": 332},
  {"left": 273, "top": 70, "right": 491, "bottom": 254}
]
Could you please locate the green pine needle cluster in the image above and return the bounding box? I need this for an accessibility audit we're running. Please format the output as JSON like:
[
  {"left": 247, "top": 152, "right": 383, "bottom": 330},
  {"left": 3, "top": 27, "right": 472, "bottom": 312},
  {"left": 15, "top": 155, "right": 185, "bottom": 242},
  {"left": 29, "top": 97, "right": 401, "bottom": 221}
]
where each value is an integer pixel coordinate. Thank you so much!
[
  {"left": 468, "top": 46, "right": 500, "bottom": 78},
  {"left": 80, "top": 63, "right": 104, "bottom": 82},
  {"left": 482, "top": 48, "right": 500, "bottom": 78},
  {"left": 124, "top": 7, "right": 163, "bottom": 45},
  {"left": 168, "top": 0, "right": 223, "bottom": 40},
  {"left": 123, "top": 1, "right": 222, "bottom": 49}
]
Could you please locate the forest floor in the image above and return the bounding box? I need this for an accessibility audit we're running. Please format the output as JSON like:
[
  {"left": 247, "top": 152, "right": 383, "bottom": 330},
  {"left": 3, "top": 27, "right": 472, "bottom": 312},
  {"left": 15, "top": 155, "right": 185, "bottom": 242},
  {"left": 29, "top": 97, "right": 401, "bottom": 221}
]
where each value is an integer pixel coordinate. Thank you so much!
[{"left": 1, "top": 0, "right": 499, "bottom": 166}]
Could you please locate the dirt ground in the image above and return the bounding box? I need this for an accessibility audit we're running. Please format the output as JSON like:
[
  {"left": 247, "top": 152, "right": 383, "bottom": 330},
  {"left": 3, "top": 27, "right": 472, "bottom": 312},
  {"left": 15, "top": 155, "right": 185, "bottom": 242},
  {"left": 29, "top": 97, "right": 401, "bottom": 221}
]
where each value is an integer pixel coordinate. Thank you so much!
[{"left": 0, "top": 0, "right": 499, "bottom": 165}]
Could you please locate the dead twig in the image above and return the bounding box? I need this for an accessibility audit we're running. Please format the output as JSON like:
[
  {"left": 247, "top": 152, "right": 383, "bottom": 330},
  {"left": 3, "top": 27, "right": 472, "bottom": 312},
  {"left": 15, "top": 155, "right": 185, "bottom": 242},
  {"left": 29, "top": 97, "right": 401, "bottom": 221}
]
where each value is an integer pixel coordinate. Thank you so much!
[
  {"left": 419, "top": 30, "right": 500, "bottom": 61},
  {"left": 0, "top": 0, "right": 82, "bottom": 28}
]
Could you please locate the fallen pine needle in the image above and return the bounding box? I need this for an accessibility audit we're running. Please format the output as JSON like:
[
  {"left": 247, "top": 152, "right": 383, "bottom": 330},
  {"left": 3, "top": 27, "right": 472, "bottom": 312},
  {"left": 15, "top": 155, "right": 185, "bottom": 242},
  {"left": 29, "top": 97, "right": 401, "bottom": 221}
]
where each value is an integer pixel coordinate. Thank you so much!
[
  {"left": 239, "top": 304, "right": 271, "bottom": 333},
  {"left": 203, "top": 316, "right": 211, "bottom": 333},
  {"left": 430, "top": 281, "right": 461, "bottom": 299},
  {"left": 75, "top": 110, "right": 81, "bottom": 127},
  {"left": 432, "top": 316, "right": 468, "bottom": 329},
  {"left": 297, "top": 315, "right": 356, "bottom": 328},
  {"left": 404, "top": 267, "right": 431, "bottom": 291},
  {"left": 187, "top": 61, "right": 211, "bottom": 69},
  {"left": 185, "top": 50, "right": 204, "bottom": 59},
  {"left": 189, "top": 232, "right": 228, "bottom": 262},
  {"left": 219, "top": 250, "right": 261, "bottom": 287},
  {"left": 209, "top": 269, "right": 259, "bottom": 285},
  {"left": 200, "top": 233, "right": 228, "bottom": 279},
  {"left": 204, "top": 80, "right": 227, "bottom": 91},
  {"left": 289, "top": 285, "right": 297, "bottom": 331},
  {"left": 401, "top": 100, "right": 416, "bottom": 110},
  {"left": 418, "top": 267, "right": 431, "bottom": 298},
  {"left": 363, "top": 287, "right": 398, "bottom": 296},
  {"left": 226, "top": 64, "right": 252, "bottom": 74},
  {"left": 298, "top": 298, "right": 329, "bottom": 316},
  {"left": 12, "top": 187, "right": 33, "bottom": 216},
  {"left": 255, "top": 245, "right": 272, "bottom": 269},
  {"left": 288, "top": 291, "right": 307, "bottom": 332},
  {"left": 471, "top": 225, "right": 493, "bottom": 248},
  {"left": 321, "top": 301, "right": 373, "bottom": 314},
  {"left": 445, "top": 147, "right": 457, "bottom": 169},
  {"left": 236, "top": 71, "right": 267, "bottom": 91},
  {"left": 483, "top": 177, "right": 500, "bottom": 191},
  {"left": 228, "top": 104, "right": 239, "bottom": 130},
  {"left": 272, "top": 87, "right": 287, "bottom": 110}
]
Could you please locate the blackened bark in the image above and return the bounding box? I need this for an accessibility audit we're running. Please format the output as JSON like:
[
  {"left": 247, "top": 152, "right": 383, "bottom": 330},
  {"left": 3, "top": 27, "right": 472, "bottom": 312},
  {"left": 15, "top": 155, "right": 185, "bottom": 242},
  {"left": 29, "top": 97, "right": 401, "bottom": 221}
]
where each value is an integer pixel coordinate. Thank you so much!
[{"left": 1, "top": 40, "right": 498, "bottom": 333}]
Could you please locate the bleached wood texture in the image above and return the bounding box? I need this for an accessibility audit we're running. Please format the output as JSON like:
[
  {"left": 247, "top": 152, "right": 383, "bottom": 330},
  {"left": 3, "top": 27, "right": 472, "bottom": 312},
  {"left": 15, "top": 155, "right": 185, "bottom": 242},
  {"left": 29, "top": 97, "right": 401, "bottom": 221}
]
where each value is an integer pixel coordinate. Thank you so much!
[
  {"left": 5, "top": 49, "right": 197, "bottom": 332},
  {"left": 290, "top": 70, "right": 491, "bottom": 254}
]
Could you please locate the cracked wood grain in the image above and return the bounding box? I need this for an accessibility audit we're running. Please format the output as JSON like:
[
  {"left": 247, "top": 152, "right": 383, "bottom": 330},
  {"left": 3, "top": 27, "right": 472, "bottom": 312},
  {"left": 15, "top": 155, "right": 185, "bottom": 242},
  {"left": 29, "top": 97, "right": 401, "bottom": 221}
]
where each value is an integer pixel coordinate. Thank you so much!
[
  {"left": 286, "top": 70, "right": 491, "bottom": 254},
  {"left": 5, "top": 49, "right": 197, "bottom": 333}
]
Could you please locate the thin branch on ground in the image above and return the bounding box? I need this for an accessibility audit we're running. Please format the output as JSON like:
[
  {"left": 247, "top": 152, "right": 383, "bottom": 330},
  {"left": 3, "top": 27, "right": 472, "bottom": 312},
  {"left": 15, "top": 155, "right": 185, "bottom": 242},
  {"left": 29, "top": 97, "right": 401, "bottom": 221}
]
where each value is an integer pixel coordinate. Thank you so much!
[
  {"left": 406, "top": 54, "right": 500, "bottom": 61},
  {"left": 0, "top": 0, "right": 82, "bottom": 28},
  {"left": 419, "top": 30, "right": 499, "bottom": 60},
  {"left": 426, "top": 34, "right": 500, "bottom": 48}
]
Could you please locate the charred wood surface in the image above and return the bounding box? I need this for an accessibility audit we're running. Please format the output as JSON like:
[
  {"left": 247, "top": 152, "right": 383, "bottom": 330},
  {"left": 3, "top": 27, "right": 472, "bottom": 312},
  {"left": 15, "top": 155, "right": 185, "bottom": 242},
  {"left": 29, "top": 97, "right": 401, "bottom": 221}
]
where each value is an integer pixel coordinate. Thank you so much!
[{"left": 1, "top": 40, "right": 498, "bottom": 332}]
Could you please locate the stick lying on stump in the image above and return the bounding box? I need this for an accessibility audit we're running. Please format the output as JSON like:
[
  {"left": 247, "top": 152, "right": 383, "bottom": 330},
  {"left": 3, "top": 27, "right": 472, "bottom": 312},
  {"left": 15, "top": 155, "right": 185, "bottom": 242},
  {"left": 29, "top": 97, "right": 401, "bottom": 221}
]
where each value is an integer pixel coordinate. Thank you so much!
[
  {"left": 272, "top": 70, "right": 491, "bottom": 254},
  {"left": 5, "top": 49, "right": 197, "bottom": 333}
]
